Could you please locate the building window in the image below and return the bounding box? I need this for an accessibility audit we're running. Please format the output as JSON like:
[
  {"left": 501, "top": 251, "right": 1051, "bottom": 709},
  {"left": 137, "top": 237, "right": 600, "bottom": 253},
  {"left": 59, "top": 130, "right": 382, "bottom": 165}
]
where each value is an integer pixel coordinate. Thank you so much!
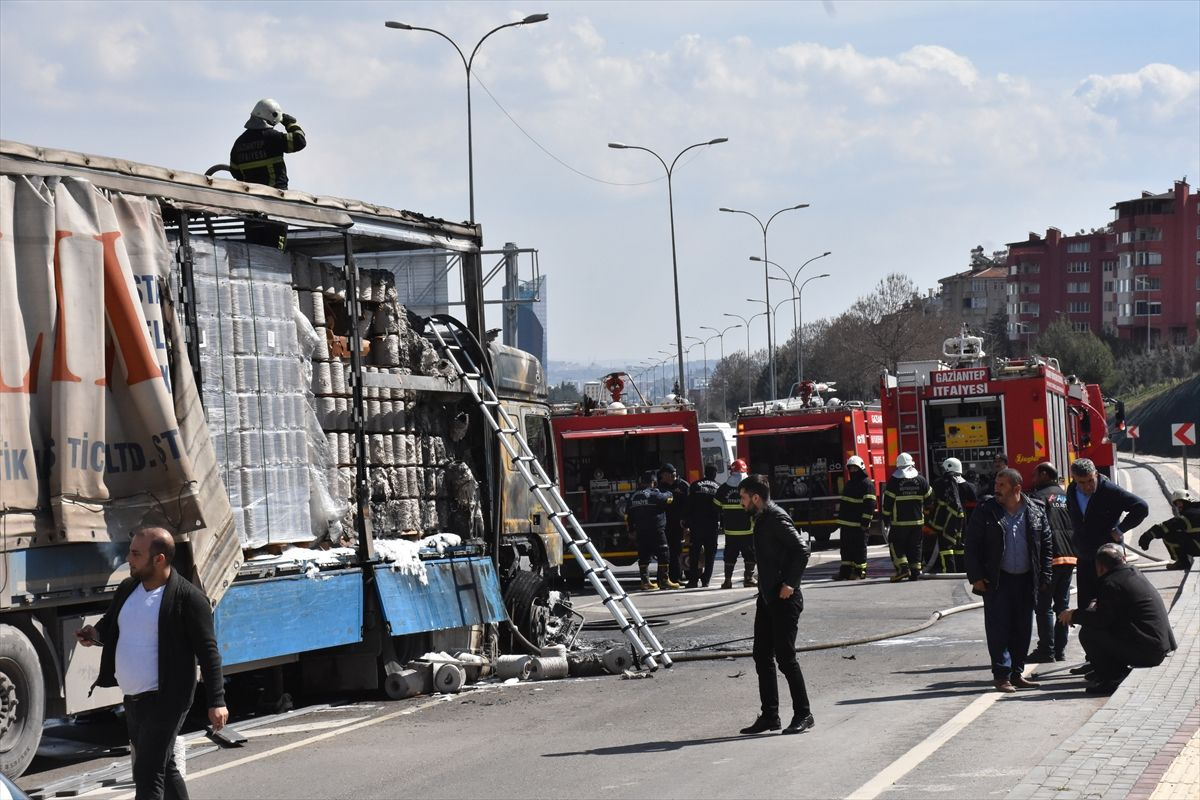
[
  {"left": 1067, "top": 261, "right": 1091, "bottom": 273},
  {"left": 1134, "top": 276, "right": 1162, "bottom": 291},
  {"left": 1134, "top": 301, "right": 1162, "bottom": 316},
  {"left": 1134, "top": 251, "right": 1163, "bottom": 266},
  {"left": 1102, "top": 259, "right": 1116, "bottom": 272},
  {"left": 1067, "top": 241, "right": 1091, "bottom": 253},
  {"left": 1120, "top": 227, "right": 1163, "bottom": 243},
  {"left": 1020, "top": 282, "right": 1040, "bottom": 295},
  {"left": 1067, "top": 281, "right": 1091, "bottom": 293},
  {"left": 1103, "top": 281, "right": 1114, "bottom": 292},
  {"left": 1104, "top": 301, "right": 1115, "bottom": 312},
  {"left": 1067, "top": 301, "right": 1091, "bottom": 313},
  {"left": 1020, "top": 302, "right": 1040, "bottom": 314},
  {"left": 1071, "top": 321, "right": 1091, "bottom": 332}
]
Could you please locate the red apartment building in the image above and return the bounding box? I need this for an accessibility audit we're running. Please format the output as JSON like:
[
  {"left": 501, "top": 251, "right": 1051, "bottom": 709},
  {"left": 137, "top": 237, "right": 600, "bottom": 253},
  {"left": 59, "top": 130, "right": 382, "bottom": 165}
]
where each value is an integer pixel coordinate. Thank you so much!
[
  {"left": 1111, "top": 180, "right": 1199, "bottom": 348},
  {"left": 1005, "top": 179, "right": 1199, "bottom": 351}
]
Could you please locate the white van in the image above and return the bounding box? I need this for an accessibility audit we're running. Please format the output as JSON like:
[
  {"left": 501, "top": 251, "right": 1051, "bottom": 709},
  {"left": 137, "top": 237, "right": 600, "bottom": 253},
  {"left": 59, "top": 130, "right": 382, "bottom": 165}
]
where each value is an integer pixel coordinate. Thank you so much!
[{"left": 699, "top": 422, "right": 737, "bottom": 484}]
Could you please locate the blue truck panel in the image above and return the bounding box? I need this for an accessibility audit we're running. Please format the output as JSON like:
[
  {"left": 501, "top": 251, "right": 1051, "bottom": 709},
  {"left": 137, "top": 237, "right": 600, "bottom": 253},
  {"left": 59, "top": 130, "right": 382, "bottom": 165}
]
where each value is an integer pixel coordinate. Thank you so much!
[
  {"left": 374, "top": 556, "right": 507, "bottom": 636},
  {"left": 213, "top": 568, "right": 364, "bottom": 667}
]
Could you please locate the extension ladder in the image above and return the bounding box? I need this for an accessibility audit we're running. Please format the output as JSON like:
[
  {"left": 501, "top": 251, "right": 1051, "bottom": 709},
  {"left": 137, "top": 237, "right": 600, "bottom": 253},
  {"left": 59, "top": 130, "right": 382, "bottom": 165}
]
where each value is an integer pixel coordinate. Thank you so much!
[{"left": 424, "top": 316, "right": 671, "bottom": 669}]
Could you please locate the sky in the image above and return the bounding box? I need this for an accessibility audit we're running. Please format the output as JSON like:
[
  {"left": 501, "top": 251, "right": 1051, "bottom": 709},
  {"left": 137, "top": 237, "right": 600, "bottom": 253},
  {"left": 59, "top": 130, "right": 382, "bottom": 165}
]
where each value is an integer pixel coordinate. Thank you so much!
[{"left": 2, "top": 0, "right": 1198, "bottom": 373}]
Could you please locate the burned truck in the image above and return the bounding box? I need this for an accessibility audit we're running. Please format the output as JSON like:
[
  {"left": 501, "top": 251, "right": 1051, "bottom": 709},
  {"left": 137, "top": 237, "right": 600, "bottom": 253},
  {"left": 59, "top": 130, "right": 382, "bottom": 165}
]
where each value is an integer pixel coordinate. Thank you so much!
[{"left": 0, "top": 140, "right": 562, "bottom": 776}]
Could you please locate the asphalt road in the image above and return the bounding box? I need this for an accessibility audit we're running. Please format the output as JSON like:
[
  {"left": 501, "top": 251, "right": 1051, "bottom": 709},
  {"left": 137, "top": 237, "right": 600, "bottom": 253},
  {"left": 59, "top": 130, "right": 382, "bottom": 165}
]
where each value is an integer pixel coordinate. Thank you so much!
[{"left": 16, "top": 456, "right": 1187, "bottom": 799}]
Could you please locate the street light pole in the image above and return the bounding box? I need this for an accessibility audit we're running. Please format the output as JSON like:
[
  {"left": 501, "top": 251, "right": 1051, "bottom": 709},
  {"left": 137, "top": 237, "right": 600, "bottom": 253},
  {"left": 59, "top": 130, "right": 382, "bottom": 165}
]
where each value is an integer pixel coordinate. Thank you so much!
[
  {"left": 718, "top": 203, "right": 810, "bottom": 400},
  {"left": 686, "top": 334, "right": 712, "bottom": 419},
  {"left": 724, "top": 311, "right": 766, "bottom": 404},
  {"left": 610, "top": 138, "right": 728, "bottom": 403},
  {"left": 797, "top": 273, "right": 830, "bottom": 383},
  {"left": 757, "top": 251, "right": 831, "bottom": 383},
  {"left": 701, "top": 323, "right": 741, "bottom": 419}
]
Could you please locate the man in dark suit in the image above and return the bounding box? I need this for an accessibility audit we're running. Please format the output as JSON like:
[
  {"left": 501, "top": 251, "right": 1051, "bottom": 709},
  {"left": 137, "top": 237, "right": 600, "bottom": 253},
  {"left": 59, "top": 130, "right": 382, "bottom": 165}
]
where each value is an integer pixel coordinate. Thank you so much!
[{"left": 1065, "top": 458, "right": 1148, "bottom": 610}]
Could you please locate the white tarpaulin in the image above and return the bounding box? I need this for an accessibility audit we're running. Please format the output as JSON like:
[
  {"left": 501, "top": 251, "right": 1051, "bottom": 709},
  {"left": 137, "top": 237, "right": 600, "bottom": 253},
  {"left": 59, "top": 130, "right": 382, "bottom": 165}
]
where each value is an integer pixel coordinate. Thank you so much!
[{"left": 0, "top": 175, "right": 238, "bottom": 599}]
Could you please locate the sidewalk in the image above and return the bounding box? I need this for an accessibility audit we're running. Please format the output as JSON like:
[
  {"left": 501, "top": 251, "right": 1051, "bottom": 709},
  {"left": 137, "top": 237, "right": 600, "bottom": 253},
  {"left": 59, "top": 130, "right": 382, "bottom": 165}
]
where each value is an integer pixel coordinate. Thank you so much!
[{"left": 1008, "top": 568, "right": 1199, "bottom": 800}]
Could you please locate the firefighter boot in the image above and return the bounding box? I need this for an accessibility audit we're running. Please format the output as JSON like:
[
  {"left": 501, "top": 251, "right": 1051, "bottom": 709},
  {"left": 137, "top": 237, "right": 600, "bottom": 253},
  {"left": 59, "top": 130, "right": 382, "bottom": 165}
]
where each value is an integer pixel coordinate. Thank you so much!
[
  {"left": 744, "top": 562, "right": 759, "bottom": 587},
  {"left": 721, "top": 567, "right": 734, "bottom": 590},
  {"left": 658, "top": 566, "right": 682, "bottom": 590},
  {"left": 639, "top": 566, "right": 659, "bottom": 592}
]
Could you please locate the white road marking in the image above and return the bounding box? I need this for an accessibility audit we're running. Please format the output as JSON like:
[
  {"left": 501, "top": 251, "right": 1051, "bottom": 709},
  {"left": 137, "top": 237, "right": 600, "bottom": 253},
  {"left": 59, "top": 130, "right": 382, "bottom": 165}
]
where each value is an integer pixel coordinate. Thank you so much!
[{"left": 669, "top": 596, "right": 759, "bottom": 630}]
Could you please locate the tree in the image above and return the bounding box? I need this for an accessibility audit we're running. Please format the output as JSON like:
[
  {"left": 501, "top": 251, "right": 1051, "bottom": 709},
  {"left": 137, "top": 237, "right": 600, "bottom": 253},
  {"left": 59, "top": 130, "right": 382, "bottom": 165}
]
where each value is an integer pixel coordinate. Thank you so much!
[
  {"left": 547, "top": 380, "right": 581, "bottom": 404},
  {"left": 984, "top": 309, "right": 1014, "bottom": 360},
  {"left": 709, "top": 350, "right": 766, "bottom": 418},
  {"left": 1033, "top": 320, "right": 1116, "bottom": 388},
  {"left": 840, "top": 273, "right": 944, "bottom": 376}
]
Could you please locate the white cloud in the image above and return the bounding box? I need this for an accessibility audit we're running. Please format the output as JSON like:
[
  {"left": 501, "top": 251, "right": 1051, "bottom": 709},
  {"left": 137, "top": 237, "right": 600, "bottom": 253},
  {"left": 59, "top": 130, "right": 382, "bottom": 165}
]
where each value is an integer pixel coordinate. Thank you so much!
[{"left": 1075, "top": 63, "right": 1200, "bottom": 123}]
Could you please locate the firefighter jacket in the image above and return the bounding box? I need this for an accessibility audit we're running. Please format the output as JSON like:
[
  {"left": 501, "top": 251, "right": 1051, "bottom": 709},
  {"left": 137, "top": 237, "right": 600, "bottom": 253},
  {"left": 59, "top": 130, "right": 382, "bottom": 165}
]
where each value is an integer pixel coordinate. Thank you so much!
[
  {"left": 1031, "top": 483, "right": 1077, "bottom": 566},
  {"left": 1140, "top": 504, "right": 1200, "bottom": 550},
  {"left": 716, "top": 482, "right": 754, "bottom": 536},
  {"left": 659, "top": 478, "right": 689, "bottom": 535},
  {"left": 929, "top": 475, "right": 969, "bottom": 537},
  {"left": 882, "top": 473, "right": 932, "bottom": 529},
  {"left": 685, "top": 478, "right": 722, "bottom": 532},
  {"left": 230, "top": 120, "right": 308, "bottom": 190},
  {"left": 625, "top": 488, "right": 670, "bottom": 536},
  {"left": 835, "top": 472, "right": 876, "bottom": 530}
]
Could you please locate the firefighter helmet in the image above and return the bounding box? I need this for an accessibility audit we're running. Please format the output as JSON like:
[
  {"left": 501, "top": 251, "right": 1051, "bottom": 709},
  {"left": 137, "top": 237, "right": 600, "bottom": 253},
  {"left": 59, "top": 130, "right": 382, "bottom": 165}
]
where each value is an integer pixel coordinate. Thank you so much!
[
  {"left": 1170, "top": 488, "right": 1197, "bottom": 505},
  {"left": 895, "top": 452, "right": 915, "bottom": 469},
  {"left": 846, "top": 455, "right": 866, "bottom": 472},
  {"left": 941, "top": 457, "right": 963, "bottom": 475},
  {"left": 731, "top": 458, "right": 748, "bottom": 473},
  {"left": 247, "top": 98, "right": 283, "bottom": 129}
]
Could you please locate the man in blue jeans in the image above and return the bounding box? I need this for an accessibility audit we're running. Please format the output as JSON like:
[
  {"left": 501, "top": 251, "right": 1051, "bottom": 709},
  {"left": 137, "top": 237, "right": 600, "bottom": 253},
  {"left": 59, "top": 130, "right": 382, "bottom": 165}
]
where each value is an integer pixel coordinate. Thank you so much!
[{"left": 964, "top": 468, "right": 1053, "bottom": 693}]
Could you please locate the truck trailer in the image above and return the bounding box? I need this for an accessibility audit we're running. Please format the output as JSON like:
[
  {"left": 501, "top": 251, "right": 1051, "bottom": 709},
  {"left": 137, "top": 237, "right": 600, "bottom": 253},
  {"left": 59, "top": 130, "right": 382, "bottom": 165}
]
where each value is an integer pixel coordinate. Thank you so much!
[{"left": 0, "top": 141, "right": 568, "bottom": 776}]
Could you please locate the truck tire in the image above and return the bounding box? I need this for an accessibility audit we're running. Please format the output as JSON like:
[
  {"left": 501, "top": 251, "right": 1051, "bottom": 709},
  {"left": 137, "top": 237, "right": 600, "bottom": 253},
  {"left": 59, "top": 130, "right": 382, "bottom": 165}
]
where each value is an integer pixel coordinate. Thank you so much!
[
  {"left": 503, "top": 571, "right": 549, "bottom": 652},
  {"left": 0, "top": 624, "right": 45, "bottom": 778}
]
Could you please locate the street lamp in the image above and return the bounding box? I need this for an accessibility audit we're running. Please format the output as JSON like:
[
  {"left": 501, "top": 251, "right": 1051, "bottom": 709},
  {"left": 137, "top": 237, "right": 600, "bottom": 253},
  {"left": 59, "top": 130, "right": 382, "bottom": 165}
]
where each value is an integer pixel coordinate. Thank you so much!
[
  {"left": 385, "top": 13, "right": 549, "bottom": 224},
  {"left": 685, "top": 338, "right": 705, "bottom": 408},
  {"left": 610, "top": 137, "right": 729, "bottom": 405},
  {"left": 718, "top": 203, "right": 811, "bottom": 400},
  {"left": 756, "top": 251, "right": 832, "bottom": 383},
  {"left": 701, "top": 323, "right": 741, "bottom": 418},
  {"left": 796, "top": 273, "right": 830, "bottom": 384},
  {"left": 686, "top": 334, "right": 716, "bottom": 420},
  {"left": 724, "top": 311, "right": 767, "bottom": 404},
  {"left": 657, "top": 347, "right": 676, "bottom": 400}
]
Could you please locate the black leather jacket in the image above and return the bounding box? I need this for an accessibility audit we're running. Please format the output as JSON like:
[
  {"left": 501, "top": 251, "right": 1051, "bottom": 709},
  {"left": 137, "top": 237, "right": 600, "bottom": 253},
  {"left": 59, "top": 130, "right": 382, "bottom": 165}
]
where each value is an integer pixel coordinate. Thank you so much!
[
  {"left": 964, "top": 495, "right": 1053, "bottom": 599},
  {"left": 751, "top": 501, "right": 810, "bottom": 600}
]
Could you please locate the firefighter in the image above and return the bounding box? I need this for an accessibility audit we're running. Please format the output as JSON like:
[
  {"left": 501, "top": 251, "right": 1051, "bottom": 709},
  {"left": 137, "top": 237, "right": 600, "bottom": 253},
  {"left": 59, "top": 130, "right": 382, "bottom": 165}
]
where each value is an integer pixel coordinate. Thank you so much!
[
  {"left": 230, "top": 98, "right": 308, "bottom": 250},
  {"left": 882, "top": 452, "right": 933, "bottom": 582},
  {"left": 625, "top": 471, "right": 679, "bottom": 590},
  {"left": 658, "top": 463, "right": 690, "bottom": 585},
  {"left": 834, "top": 455, "right": 876, "bottom": 580},
  {"left": 1139, "top": 489, "right": 1200, "bottom": 571},
  {"left": 717, "top": 459, "right": 757, "bottom": 588},
  {"left": 685, "top": 464, "right": 722, "bottom": 588},
  {"left": 928, "top": 457, "right": 975, "bottom": 574}
]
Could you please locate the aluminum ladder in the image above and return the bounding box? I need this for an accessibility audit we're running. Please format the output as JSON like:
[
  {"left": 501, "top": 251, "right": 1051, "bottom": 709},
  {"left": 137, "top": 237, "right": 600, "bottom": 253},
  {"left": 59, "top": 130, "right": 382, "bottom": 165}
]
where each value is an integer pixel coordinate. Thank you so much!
[{"left": 424, "top": 317, "right": 671, "bottom": 669}]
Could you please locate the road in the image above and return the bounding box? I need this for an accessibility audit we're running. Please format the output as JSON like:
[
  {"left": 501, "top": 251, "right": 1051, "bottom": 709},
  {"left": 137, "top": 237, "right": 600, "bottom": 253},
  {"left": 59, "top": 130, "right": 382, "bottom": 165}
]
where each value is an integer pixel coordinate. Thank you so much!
[{"left": 16, "top": 456, "right": 1187, "bottom": 799}]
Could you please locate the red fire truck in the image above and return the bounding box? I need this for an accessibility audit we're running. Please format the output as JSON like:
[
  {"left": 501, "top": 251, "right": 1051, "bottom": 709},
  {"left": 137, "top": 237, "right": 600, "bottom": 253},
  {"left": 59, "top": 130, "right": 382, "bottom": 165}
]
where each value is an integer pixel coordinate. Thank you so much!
[
  {"left": 550, "top": 373, "right": 703, "bottom": 571},
  {"left": 735, "top": 381, "right": 887, "bottom": 548},
  {"left": 879, "top": 328, "right": 1115, "bottom": 493}
]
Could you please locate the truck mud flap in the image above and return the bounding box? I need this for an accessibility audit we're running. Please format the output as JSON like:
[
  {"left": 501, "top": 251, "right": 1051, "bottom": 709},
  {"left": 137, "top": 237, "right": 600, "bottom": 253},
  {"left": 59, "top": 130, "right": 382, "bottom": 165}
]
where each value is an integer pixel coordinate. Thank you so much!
[
  {"left": 214, "top": 568, "right": 364, "bottom": 668},
  {"left": 373, "top": 556, "right": 507, "bottom": 636}
]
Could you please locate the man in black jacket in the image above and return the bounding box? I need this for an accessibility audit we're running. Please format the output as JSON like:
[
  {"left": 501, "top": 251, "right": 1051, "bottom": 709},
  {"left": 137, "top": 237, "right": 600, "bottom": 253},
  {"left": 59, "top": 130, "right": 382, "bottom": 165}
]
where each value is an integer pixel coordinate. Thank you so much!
[
  {"left": 1028, "top": 462, "right": 1077, "bottom": 663},
  {"left": 1065, "top": 458, "right": 1149, "bottom": 611},
  {"left": 77, "top": 526, "right": 226, "bottom": 800},
  {"left": 1060, "top": 544, "right": 1176, "bottom": 695},
  {"left": 964, "top": 468, "right": 1053, "bottom": 693},
  {"left": 684, "top": 465, "right": 722, "bottom": 587},
  {"left": 658, "top": 463, "right": 690, "bottom": 585},
  {"left": 736, "top": 475, "right": 815, "bottom": 736}
]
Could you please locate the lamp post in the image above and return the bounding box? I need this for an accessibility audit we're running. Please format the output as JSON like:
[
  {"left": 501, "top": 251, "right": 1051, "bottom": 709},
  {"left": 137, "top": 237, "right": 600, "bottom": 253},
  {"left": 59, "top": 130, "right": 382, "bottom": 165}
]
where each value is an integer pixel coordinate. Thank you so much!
[
  {"left": 796, "top": 273, "right": 830, "bottom": 383},
  {"left": 657, "top": 347, "right": 676, "bottom": 400},
  {"left": 724, "top": 311, "right": 767, "bottom": 404},
  {"left": 685, "top": 338, "right": 705, "bottom": 409},
  {"left": 685, "top": 334, "right": 714, "bottom": 419},
  {"left": 610, "top": 137, "right": 729, "bottom": 405},
  {"left": 754, "top": 251, "right": 831, "bottom": 383},
  {"left": 701, "top": 323, "right": 741, "bottom": 419},
  {"left": 718, "top": 203, "right": 810, "bottom": 400}
]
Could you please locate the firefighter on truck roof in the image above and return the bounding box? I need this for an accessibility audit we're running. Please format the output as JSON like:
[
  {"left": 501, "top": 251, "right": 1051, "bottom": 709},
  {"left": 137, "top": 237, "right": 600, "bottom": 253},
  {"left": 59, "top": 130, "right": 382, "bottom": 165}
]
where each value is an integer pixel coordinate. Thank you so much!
[
  {"left": 230, "top": 98, "right": 308, "bottom": 250},
  {"left": 834, "top": 455, "right": 876, "bottom": 580},
  {"left": 883, "top": 452, "right": 933, "bottom": 582}
]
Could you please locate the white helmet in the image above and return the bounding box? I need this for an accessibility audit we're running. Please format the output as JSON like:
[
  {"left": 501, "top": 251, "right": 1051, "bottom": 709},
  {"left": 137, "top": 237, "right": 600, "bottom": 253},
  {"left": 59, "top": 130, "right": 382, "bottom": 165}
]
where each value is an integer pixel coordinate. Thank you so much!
[
  {"left": 895, "top": 452, "right": 915, "bottom": 469},
  {"left": 1170, "top": 488, "right": 1197, "bottom": 504},
  {"left": 846, "top": 455, "right": 866, "bottom": 472},
  {"left": 942, "top": 457, "right": 963, "bottom": 475},
  {"left": 247, "top": 98, "right": 283, "bottom": 129}
]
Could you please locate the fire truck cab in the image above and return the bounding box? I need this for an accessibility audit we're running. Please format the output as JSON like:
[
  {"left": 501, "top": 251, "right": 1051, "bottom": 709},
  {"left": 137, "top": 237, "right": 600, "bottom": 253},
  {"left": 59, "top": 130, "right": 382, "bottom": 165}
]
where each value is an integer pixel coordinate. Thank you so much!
[
  {"left": 736, "top": 381, "right": 886, "bottom": 548},
  {"left": 550, "top": 373, "right": 702, "bottom": 570},
  {"left": 880, "top": 327, "right": 1114, "bottom": 496}
]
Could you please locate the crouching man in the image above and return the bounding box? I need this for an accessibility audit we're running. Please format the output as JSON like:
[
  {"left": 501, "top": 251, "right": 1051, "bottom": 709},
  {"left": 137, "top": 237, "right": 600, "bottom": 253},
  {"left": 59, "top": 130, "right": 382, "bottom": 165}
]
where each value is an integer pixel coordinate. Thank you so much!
[{"left": 1059, "top": 543, "right": 1177, "bottom": 695}]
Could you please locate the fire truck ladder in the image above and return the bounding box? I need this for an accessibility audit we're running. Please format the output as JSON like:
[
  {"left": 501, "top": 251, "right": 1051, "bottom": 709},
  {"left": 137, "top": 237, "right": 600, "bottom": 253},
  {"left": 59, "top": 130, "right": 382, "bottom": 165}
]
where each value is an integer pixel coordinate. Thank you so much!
[
  {"left": 895, "top": 372, "right": 926, "bottom": 466},
  {"left": 423, "top": 317, "right": 671, "bottom": 670}
]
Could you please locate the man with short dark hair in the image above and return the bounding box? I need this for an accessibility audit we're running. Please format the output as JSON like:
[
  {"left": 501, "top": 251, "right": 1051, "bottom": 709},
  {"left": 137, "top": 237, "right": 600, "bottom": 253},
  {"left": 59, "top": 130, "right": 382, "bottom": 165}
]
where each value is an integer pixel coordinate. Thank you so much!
[
  {"left": 1028, "top": 462, "right": 1077, "bottom": 663},
  {"left": 1059, "top": 544, "right": 1176, "bottom": 695},
  {"left": 1066, "top": 458, "right": 1148, "bottom": 610},
  {"left": 964, "top": 468, "right": 1053, "bottom": 693},
  {"left": 736, "top": 475, "right": 814, "bottom": 736},
  {"left": 77, "top": 526, "right": 227, "bottom": 800}
]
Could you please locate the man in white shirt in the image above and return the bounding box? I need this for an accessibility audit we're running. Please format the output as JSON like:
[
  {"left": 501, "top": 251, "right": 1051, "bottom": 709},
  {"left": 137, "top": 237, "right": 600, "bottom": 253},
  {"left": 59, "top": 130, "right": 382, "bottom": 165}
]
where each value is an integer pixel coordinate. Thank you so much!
[{"left": 77, "top": 527, "right": 227, "bottom": 800}]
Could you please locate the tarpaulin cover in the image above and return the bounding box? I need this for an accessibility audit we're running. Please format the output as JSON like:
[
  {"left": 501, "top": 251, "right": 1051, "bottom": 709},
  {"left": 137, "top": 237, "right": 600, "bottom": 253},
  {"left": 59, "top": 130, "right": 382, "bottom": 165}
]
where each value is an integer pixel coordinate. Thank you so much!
[{"left": 0, "top": 175, "right": 240, "bottom": 602}]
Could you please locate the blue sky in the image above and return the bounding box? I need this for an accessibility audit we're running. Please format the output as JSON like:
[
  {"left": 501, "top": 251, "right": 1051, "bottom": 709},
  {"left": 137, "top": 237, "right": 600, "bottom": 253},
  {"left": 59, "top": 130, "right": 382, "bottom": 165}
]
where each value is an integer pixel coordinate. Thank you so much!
[{"left": 2, "top": 1, "right": 1197, "bottom": 367}]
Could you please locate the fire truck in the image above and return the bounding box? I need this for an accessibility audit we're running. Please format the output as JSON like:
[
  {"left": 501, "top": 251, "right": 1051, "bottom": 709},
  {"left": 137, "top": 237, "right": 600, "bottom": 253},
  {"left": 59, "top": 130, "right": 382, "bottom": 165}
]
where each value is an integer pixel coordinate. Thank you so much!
[
  {"left": 879, "top": 327, "right": 1116, "bottom": 495},
  {"left": 735, "top": 381, "right": 887, "bottom": 548},
  {"left": 550, "top": 373, "right": 702, "bottom": 571}
]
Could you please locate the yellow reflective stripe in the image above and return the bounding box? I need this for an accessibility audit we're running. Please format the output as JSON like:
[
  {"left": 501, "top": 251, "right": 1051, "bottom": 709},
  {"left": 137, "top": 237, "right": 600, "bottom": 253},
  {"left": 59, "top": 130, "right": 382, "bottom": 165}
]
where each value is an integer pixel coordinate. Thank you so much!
[
  {"left": 863, "top": 494, "right": 877, "bottom": 502},
  {"left": 232, "top": 155, "right": 284, "bottom": 171},
  {"left": 890, "top": 519, "right": 926, "bottom": 527},
  {"left": 840, "top": 497, "right": 864, "bottom": 505}
]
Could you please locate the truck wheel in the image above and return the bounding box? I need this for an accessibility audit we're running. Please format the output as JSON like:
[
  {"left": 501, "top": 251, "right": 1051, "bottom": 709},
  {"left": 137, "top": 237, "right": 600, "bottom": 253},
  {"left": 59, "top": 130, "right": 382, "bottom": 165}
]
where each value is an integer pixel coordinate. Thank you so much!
[
  {"left": 0, "top": 624, "right": 45, "bottom": 778},
  {"left": 503, "top": 571, "right": 549, "bottom": 652}
]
